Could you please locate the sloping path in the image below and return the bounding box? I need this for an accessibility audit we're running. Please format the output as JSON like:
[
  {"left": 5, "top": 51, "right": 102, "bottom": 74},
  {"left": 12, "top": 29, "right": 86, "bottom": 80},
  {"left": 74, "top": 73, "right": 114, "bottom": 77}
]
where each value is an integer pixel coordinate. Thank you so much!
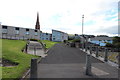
[
  {"left": 38, "top": 43, "right": 118, "bottom": 79},
  {"left": 27, "top": 41, "right": 46, "bottom": 57}
]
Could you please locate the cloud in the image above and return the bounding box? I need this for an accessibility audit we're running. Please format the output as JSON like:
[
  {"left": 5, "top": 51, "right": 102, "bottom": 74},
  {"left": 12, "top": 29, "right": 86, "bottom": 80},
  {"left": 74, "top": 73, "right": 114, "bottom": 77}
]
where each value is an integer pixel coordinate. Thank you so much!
[{"left": 0, "top": 0, "right": 119, "bottom": 36}]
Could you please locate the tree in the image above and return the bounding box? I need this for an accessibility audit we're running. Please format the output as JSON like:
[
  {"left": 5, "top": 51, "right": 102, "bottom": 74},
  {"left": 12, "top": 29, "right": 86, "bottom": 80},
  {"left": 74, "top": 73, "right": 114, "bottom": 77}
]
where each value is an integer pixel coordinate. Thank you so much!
[{"left": 112, "top": 36, "right": 120, "bottom": 48}]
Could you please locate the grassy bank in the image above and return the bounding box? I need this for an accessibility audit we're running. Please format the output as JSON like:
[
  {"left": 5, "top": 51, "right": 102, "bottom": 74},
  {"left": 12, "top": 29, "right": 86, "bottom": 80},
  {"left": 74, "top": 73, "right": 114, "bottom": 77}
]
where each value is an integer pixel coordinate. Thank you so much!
[
  {"left": 2, "top": 39, "right": 38, "bottom": 80},
  {"left": 41, "top": 40, "right": 58, "bottom": 49}
]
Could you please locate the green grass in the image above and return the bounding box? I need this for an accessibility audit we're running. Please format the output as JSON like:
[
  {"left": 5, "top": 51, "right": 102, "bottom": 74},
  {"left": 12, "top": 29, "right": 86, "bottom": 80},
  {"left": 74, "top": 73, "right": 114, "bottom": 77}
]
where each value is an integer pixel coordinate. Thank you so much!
[
  {"left": 41, "top": 40, "right": 58, "bottom": 49},
  {"left": 108, "top": 52, "right": 118, "bottom": 63},
  {"left": 2, "top": 39, "right": 38, "bottom": 80}
]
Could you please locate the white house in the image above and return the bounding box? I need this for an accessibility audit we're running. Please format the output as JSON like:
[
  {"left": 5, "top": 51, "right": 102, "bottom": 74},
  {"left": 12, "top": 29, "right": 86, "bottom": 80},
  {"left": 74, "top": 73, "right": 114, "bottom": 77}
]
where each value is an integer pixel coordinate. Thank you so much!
[{"left": 52, "top": 29, "right": 68, "bottom": 42}]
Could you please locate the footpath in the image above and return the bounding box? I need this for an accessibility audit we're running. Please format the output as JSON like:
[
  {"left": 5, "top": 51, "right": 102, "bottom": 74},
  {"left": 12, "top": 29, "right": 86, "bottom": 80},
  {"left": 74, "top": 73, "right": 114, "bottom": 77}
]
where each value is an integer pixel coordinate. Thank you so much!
[
  {"left": 27, "top": 41, "right": 46, "bottom": 57},
  {"left": 37, "top": 43, "right": 119, "bottom": 79}
]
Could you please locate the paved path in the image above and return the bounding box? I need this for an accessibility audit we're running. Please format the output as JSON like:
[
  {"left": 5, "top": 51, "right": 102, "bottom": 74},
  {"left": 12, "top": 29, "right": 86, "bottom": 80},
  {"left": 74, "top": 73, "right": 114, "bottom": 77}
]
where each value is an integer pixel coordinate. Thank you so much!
[
  {"left": 27, "top": 41, "right": 46, "bottom": 57},
  {"left": 38, "top": 43, "right": 118, "bottom": 79}
]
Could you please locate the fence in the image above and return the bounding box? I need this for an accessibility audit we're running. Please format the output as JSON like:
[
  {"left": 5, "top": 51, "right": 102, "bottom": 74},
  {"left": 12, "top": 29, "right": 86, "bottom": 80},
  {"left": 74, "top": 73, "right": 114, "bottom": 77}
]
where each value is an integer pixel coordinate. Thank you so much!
[
  {"left": 66, "top": 42, "right": 119, "bottom": 67},
  {"left": 89, "top": 46, "right": 119, "bottom": 64}
]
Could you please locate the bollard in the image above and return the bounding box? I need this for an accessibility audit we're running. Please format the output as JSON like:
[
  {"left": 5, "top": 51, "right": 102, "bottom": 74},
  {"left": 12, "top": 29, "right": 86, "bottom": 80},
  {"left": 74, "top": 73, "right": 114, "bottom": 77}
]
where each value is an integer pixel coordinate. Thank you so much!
[
  {"left": 104, "top": 48, "right": 108, "bottom": 62},
  {"left": 30, "top": 58, "right": 38, "bottom": 80},
  {"left": 34, "top": 46, "right": 36, "bottom": 55},
  {"left": 96, "top": 47, "right": 99, "bottom": 57},
  {"left": 89, "top": 46, "right": 92, "bottom": 54},
  {"left": 118, "top": 52, "right": 120, "bottom": 69},
  {"left": 25, "top": 44, "right": 28, "bottom": 53},
  {"left": 85, "top": 54, "right": 92, "bottom": 76},
  {"left": 85, "top": 43, "right": 87, "bottom": 52},
  {"left": 82, "top": 43, "right": 84, "bottom": 50}
]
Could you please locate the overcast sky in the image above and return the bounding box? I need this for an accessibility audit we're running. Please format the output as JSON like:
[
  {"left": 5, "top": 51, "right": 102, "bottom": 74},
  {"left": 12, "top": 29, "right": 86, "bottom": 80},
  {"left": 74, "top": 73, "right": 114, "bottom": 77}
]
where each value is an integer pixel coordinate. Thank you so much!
[{"left": 0, "top": 0, "right": 119, "bottom": 36}]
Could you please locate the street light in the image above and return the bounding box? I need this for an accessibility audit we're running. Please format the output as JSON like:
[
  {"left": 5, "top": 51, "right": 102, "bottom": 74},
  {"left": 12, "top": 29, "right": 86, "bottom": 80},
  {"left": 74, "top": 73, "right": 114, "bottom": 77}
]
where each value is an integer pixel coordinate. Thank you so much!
[
  {"left": 82, "top": 15, "right": 84, "bottom": 50},
  {"left": 82, "top": 15, "right": 84, "bottom": 35}
]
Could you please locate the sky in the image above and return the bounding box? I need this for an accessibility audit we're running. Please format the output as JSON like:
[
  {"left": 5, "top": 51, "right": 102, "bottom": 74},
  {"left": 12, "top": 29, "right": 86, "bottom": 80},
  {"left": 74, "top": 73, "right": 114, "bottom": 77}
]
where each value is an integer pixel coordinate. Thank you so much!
[{"left": 0, "top": 0, "right": 119, "bottom": 36}]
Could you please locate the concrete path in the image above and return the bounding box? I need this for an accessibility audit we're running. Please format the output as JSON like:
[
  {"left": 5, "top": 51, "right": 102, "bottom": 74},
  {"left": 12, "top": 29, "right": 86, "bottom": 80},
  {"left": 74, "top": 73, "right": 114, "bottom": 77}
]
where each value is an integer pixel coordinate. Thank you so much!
[
  {"left": 38, "top": 43, "right": 118, "bottom": 79},
  {"left": 27, "top": 41, "right": 46, "bottom": 57}
]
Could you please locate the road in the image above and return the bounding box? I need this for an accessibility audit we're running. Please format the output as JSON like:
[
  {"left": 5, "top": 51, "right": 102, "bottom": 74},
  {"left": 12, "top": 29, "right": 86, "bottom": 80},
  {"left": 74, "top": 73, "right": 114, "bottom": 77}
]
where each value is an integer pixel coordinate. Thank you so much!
[{"left": 37, "top": 43, "right": 118, "bottom": 79}]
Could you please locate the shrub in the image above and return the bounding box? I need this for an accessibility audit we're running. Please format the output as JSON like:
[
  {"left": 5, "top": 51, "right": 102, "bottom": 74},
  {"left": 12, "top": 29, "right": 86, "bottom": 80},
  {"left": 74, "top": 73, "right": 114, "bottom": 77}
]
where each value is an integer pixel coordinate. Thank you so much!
[
  {"left": 114, "top": 43, "right": 120, "bottom": 48},
  {"left": 63, "top": 40, "right": 68, "bottom": 43},
  {"left": 30, "top": 39, "right": 38, "bottom": 41},
  {"left": 105, "top": 43, "right": 114, "bottom": 47},
  {"left": 72, "top": 39, "right": 81, "bottom": 43}
]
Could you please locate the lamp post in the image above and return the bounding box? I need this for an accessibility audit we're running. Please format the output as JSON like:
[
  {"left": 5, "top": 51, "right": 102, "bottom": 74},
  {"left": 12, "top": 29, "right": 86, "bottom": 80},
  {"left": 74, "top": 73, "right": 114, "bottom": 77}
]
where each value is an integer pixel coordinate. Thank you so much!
[
  {"left": 82, "top": 15, "right": 84, "bottom": 50},
  {"left": 82, "top": 15, "right": 84, "bottom": 35}
]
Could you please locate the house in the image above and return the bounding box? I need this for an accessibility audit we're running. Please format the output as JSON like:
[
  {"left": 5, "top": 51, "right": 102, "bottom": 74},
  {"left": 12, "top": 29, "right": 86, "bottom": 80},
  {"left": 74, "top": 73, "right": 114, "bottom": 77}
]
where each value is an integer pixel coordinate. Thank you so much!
[
  {"left": 40, "top": 32, "right": 52, "bottom": 41},
  {"left": 74, "top": 34, "right": 80, "bottom": 39},
  {"left": 52, "top": 29, "right": 68, "bottom": 42},
  {"left": 1, "top": 25, "right": 40, "bottom": 40},
  {"left": 89, "top": 36, "right": 113, "bottom": 46},
  {"left": 0, "top": 13, "right": 69, "bottom": 42}
]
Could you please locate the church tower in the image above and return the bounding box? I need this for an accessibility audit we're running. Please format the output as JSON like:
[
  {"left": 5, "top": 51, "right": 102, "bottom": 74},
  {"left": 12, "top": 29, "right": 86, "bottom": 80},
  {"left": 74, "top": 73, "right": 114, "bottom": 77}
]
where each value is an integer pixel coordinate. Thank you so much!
[{"left": 35, "top": 12, "right": 40, "bottom": 30}]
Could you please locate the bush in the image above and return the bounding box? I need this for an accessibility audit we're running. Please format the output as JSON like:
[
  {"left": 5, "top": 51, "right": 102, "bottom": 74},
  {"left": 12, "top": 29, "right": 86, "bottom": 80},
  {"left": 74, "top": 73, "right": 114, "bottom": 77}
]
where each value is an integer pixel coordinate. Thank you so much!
[
  {"left": 68, "top": 36, "right": 74, "bottom": 40},
  {"left": 112, "top": 36, "right": 120, "bottom": 48},
  {"left": 63, "top": 40, "right": 68, "bottom": 43},
  {"left": 105, "top": 43, "right": 114, "bottom": 47},
  {"left": 114, "top": 43, "right": 120, "bottom": 48},
  {"left": 72, "top": 39, "right": 81, "bottom": 43},
  {"left": 30, "top": 39, "right": 38, "bottom": 41}
]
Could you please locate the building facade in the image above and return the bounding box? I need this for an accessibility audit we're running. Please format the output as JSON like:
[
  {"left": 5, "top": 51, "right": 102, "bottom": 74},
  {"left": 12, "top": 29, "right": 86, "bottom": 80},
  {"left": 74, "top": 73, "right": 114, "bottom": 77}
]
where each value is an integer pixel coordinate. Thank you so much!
[
  {"left": 1, "top": 25, "right": 40, "bottom": 40},
  {"left": 40, "top": 32, "right": 52, "bottom": 41},
  {"left": 89, "top": 36, "right": 113, "bottom": 46},
  {"left": 0, "top": 13, "right": 69, "bottom": 41},
  {"left": 52, "top": 29, "right": 68, "bottom": 42}
]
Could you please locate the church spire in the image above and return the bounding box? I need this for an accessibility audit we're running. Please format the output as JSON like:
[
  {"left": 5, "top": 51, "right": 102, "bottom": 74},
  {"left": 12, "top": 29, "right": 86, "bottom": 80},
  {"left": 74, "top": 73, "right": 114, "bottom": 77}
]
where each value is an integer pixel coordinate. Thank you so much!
[{"left": 35, "top": 12, "right": 40, "bottom": 30}]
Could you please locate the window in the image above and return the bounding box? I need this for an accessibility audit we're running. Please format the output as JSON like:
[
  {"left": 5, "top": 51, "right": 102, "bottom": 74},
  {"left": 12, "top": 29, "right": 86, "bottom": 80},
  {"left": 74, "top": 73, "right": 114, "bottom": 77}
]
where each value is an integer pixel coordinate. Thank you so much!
[
  {"left": 15, "top": 27, "right": 19, "bottom": 30},
  {"left": 62, "top": 36, "right": 64, "bottom": 39},
  {"left": 46, "top": 33, "right": 48, "bottom": 35},
  {"left": 2, "top": 26, "right": 7, "bottom": 29},
  {"left": 2, "top": 26, "right": 7, "bottom": 33},
  {"left": 15, "top": 27, "right": 19, "bottom": 34},
  {"left": 46, "top": 38, "right": 48, "bottom": 40},
  {"left": 2, "top": 29, "right": 7, "bottom": 33},
  {"left": 16, "top": 30, "right": 19, "bottom": 34},
  {"left": 35, "top": 32, "right": 38, "bottom": 35},
  {"left": 34, "top": 30, "right": 38, "bottom": 35},
  {"left": 26, "top": 29, "right": 29, "bottom": 31},
  {"left": 26, "top": 29, "right": 29, "bottom": 35},
  {"left": 53, "top": 38, "right": 55, "bottom": 40},
  {"left": 35, "top": 30, "right": 37, "bottom": 32},
  {"left": 26, "top": 32, "right": 29, "bottom": 35}
]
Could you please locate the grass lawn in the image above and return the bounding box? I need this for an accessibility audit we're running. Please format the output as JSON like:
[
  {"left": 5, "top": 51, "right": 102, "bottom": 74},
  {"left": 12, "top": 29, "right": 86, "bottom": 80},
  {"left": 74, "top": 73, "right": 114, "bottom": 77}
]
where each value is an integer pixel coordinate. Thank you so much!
[
  {"left": 2, "top": 39, "right": 38, "bottom": 80},
  {"left": 98, "top": 51, "right": 118, "bottom": 63},
  {"left": 40, "top": 40, "right": 58, "bottom": 49},
  {"left": 108, "top": 52, "right": 118, "bottom": 63}
]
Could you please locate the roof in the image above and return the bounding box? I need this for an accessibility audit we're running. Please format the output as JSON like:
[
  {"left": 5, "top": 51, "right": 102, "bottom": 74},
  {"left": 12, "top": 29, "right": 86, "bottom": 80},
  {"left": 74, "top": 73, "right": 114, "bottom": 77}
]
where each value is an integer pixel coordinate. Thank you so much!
[
  {"left": 90, "top": 37, "right": 113, "bottom": 41},
  {"left": 52, "top": 29, "right": 67, "bottom": 34}
]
